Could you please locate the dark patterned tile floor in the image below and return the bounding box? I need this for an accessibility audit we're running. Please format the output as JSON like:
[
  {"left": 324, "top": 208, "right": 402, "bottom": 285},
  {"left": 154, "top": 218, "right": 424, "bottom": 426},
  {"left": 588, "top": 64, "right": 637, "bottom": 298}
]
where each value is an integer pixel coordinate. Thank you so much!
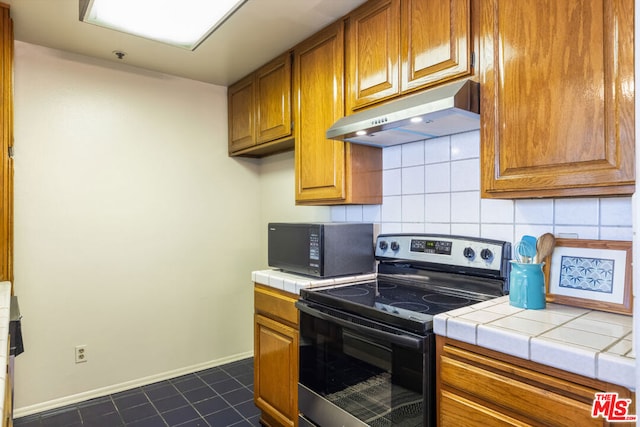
[{"left": 14, "top": 357, "right": 260, "bottom": 427}]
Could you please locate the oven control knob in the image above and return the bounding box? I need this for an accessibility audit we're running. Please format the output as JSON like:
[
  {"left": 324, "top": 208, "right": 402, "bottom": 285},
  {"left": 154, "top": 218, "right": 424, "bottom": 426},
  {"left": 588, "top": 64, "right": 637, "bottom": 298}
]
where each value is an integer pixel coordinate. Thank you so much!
[
  {"left": 481, "top": 248, "right": 493, "bottom": 261},
  {"left": 463, "top": 247, "right": 475, "bottom": 260},
  {"left": 379, "top": 240, "right": 388, "bottom": 250},
  {"left": 390, "top": 241, "right": 400, "bottom": 251}
]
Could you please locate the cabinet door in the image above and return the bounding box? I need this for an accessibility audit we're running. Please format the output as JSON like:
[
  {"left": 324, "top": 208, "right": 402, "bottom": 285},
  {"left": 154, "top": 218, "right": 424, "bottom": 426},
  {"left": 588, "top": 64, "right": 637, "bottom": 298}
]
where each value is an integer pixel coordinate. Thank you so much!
[
  {"left": 480, "top": 0, "right": 635, "bottom": 198},
  {"left": 227, "top": 74, "right": 255, "bottom": 153},
  {"left": 256, "top": 53, "right": 292, "bottom": 144},
  {"left": 254, "top": 313, "right": 298, "bottom": 427},
  {"left": 400, "top": 0, "right": 472, "bottom": 92},
  {"left": 294, "top": 22, "right": 348, "bottom": 203},
  {"left": 346, "top": 0, "right": 401, "bottom": 111},
  {"left": 0, "top": 4, "right": 12, "bottom": 283}
]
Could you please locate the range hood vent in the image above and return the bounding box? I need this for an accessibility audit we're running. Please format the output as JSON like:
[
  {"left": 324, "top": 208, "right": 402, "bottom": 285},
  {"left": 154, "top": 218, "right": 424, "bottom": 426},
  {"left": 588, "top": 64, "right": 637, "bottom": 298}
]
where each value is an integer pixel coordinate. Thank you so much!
[{"left": 326, "top": 79, "right": 480, "bottom": 147}]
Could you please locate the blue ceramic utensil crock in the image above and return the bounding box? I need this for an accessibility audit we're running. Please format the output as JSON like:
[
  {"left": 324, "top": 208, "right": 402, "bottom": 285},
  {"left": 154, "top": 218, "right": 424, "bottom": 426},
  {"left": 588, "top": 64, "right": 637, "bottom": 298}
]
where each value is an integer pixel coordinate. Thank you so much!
[{"left": 509, "top": 261, "right": 546, "bottom": 309}]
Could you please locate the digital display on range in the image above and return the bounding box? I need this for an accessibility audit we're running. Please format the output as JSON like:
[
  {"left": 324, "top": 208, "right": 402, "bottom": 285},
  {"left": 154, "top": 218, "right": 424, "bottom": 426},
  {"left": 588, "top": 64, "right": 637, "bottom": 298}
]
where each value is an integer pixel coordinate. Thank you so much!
[{"left": 410, "top": 239, "right": 452, "bottom": 255}]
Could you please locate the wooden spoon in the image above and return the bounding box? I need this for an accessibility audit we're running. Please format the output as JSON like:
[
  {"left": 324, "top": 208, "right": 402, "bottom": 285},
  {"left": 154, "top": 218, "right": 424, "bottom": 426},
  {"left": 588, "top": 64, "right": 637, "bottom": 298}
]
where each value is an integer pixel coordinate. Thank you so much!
[{"left": 536, "top": 233, "right": 556, "bottom": 263}]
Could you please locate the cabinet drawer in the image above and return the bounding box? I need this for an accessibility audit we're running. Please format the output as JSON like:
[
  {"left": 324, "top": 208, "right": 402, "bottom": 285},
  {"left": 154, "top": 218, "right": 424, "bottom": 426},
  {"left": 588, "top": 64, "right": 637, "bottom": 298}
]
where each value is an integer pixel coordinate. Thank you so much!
[
  {"left": 440, "top": 347, "right": 600, "bottom": 426},
  {"left": 254, "top": 284, "right": 299, "bottom": 326},
  {"left": 440, "top": 389, "right": 531, "bottom": 427}
]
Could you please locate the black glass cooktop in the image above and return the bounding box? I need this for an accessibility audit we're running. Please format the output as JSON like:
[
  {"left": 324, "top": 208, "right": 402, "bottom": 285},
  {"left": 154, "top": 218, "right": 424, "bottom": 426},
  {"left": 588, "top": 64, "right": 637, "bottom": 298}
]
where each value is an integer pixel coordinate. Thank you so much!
[{"left": 301, "top": 279, "right": 489, "bottom": 335}]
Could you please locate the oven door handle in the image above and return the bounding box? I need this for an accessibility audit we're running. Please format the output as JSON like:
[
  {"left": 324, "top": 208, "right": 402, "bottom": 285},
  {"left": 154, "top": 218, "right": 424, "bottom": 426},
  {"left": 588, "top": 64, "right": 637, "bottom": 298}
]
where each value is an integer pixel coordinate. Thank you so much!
[{"left": 296, "top": 301, "right": 424, "bottom": 351}]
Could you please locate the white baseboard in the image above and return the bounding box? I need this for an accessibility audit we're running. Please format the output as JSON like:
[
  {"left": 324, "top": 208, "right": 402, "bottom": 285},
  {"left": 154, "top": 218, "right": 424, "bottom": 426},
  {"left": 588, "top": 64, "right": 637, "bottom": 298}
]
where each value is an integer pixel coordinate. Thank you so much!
[{"left": 14, "top": 351, "right": 254, "bottom": 419}]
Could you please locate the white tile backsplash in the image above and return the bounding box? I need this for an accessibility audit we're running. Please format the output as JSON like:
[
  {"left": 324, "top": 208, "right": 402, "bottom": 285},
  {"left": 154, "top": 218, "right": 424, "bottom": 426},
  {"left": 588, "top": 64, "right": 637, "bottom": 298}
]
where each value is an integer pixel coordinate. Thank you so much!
[
  {"left": 515, "top": 199, "right": 554, "bottom": 224},
  {"left": 362, "top": 205, "right": 382, "bottom": 223},
  {"left": 402, "top": 194, "right": 425, "bottom": 223},
  {"left": 451, "top": 191, "right": 480, "bottom": 223},
  {"left": 481, "top": 198, "right": 515, "bottom": 223},
  {"left": 383, "top": 145, "right": 402, "bottom": 169},
  {"left": 381, "top": 195, "right": 402, "bottom": 222},
  {"left": 346, "top": 205, "right": 364, "bottom": 222},
  {"left": 424, "top": 136, "right": 450, "bottom": 163},
  {"left": 402, "top": 166, "right": 425, "bottom": 194},
  {"left": 601, "top": 197, "right": 633, "bottom": 226},
  {"left": 451, "top": 131, "right": 480, "bottom": 159},
  {"left": 555, "top": 198, "right": 599, "bottom": 225},
  {"left": 402, "top": 141, "right": 425, "bottom": 167},
  {"left": 425, "top": 193, "right": 450, "bottom": 222},
  {"left": 383, "top": 168, "right": 402, "bottom": 196},
  {"left": 425, "top": 163, "right": 450, "bottom": 193},
  {"left": 331, "top": 130, "right": 633, "bottom": 244},
  {"left": 451, "top": 158, "right": 480, "bottom": 191}
]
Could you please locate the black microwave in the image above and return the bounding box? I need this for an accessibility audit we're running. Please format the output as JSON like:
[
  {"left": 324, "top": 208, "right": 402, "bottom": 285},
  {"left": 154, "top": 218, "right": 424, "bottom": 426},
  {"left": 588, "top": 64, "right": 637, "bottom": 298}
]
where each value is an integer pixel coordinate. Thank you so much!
[{"left": 268, "top": 223, "right": 375, "bottom": 277}]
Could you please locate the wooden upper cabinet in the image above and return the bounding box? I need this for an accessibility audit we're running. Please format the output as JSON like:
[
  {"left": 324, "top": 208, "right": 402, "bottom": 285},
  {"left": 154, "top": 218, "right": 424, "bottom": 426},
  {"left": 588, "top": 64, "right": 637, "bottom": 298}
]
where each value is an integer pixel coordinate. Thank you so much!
[
  {"left": 346, "top": 0, "right": 472, "bottom": 112},
  {"left": 256, "top": 54, "right": 292, "bottom": 144},
  {"left": 294, "top": 21, "right": 382, "bottom": 205},
  {"left": 228, "top": 53, "right": 293, "bottom": 157},
  {"left": 346, "top": 0, "right": 401, "bottom": 110},
  {"left": 401, "top": 0, "right": 471, "bottom": 92},
  {"left": 480, "top": 0, "right": 635, "bottom": 198},
  {"left": 228, "top": 74, "right": 255, "bottom": 153}
]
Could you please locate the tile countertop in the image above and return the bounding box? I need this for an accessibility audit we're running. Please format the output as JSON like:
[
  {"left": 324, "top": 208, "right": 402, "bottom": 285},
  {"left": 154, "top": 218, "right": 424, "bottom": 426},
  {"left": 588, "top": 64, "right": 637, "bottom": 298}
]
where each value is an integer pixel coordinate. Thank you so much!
[
  {"left": 434, "top": 296, "right": 635, "bottom": 390},
  {"left": 0, "top": 282, "right": 11, "bottom": 418},
  {"left": 252, "top": 269, "right": 376, "bottom": 295},
  {"left": 252, "top": 270, "right": 635, "bottom": 390}
]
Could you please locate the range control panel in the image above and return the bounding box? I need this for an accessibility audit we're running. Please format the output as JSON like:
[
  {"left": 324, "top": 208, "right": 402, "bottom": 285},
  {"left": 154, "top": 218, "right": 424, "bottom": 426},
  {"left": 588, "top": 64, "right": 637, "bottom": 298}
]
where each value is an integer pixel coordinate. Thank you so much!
[{"left": 375, "top": 234, "right": 510, "bottom": 273}]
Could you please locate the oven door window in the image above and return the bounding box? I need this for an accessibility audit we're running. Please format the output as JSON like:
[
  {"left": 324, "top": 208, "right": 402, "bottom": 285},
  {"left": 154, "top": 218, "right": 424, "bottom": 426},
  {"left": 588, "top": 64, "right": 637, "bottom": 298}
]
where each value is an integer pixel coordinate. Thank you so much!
[{"left": 299, "top": 310, "right": 431, "bottom": 427}]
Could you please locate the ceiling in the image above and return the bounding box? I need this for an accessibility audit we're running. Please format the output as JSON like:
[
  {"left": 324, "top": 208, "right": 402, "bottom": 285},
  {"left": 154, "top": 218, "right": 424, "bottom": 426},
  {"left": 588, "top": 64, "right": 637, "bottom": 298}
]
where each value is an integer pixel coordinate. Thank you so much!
[{"left": 3, "top": 0, "right": 367, "bottom": 86}]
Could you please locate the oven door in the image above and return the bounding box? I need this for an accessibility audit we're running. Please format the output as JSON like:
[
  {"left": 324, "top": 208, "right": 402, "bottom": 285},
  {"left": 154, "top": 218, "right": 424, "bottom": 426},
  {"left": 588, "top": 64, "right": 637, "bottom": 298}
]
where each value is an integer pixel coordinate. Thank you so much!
[{"left": 296, "top": 300, "right": 435, "bottom": 427}]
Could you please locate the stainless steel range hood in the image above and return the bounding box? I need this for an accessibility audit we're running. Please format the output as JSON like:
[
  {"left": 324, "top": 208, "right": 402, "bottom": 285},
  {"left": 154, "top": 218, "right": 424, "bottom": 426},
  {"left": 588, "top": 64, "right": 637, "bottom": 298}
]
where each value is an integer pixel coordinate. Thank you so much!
[{"left": 326, "top": 79, "right": 480, "bottom": 147}]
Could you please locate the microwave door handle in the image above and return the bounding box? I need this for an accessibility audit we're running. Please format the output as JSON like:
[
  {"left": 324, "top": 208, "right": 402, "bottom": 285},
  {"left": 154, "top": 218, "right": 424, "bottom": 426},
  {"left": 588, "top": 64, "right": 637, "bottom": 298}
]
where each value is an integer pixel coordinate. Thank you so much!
[{"left": 296, "top": 301, "right": 424, "bottom": 352}]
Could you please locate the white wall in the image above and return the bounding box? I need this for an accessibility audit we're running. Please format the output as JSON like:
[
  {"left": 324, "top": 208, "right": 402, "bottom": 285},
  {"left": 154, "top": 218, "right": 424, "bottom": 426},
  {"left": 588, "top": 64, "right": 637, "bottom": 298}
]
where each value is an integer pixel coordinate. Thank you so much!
[
  {"left": 257, "top": 151, "right": 331, "bottom": 266},
  {"left": 10, "top": 41, "right": 324, "bottom": 415}
]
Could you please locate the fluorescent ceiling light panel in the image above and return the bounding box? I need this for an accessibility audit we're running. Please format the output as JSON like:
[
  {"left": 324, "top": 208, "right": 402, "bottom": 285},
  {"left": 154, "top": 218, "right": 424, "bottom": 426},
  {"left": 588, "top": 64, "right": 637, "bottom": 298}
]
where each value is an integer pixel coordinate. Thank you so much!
[{"left": 80, "top": 0, "right": 247, "bottom": 50}]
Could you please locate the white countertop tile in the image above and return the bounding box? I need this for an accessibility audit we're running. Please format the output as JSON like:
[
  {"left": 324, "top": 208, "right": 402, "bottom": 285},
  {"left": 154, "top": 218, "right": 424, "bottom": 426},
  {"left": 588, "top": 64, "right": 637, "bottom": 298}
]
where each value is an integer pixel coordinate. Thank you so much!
[
  {"left": 482, "top": 301, "right": 524, "bottom": 315},
  {"left": 458, "top": 310, "right": 505, "bottom": 324},
  {"left": 582, "top": 310, "right": 633, "bottom": 328},
  {"left": 477, "top": 325, "right": 530, "bottom": 360},
  {"left": 530, "top": 337, "right": 597, "bottom": 378},
  {"left": 433, "top": 313, "right": 448, "bottom": 336},
  {"left": 540, "top": 327, "right": 619, "bottom": 351},
  {"left": 561, "top": 317, "right": 631, "bottom": 338},
  {"left": 252, "top": 269, "right": 376, "bottom": 295},
  {"left": 606, "top": 335, "right": 633, "bottom": 356},
  {"left": 434, "top": 295, "right": 635, "bottom": 390},
  {"left": 598, "top": 352, "right": 635, "bottom": 389},
  {"left": 512, "top": 308, "right": 574, "bottom": 326},
  {"left": 446, "top": 317, "right": 478, "bottom": 344},
  {"left": 489, "top": 316, "right": 556, "bottom": 336}
]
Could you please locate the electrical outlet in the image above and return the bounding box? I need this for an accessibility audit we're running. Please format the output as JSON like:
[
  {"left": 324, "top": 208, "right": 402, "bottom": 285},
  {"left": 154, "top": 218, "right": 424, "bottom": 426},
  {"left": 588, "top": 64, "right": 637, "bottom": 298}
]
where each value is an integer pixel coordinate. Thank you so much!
[{"left": 75, "top": 345, "right": 87, "bottom": 363}]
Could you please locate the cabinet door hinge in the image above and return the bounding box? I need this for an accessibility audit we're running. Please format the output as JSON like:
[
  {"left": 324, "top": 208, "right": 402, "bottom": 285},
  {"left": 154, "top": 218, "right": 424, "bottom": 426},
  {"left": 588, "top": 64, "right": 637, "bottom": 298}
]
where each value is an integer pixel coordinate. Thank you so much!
[
  {"left": 471, "top": 51, "right": 475, "bottom": 69},
  {"left": 8, "top": 146, "right": 13, "bottom": 158}
]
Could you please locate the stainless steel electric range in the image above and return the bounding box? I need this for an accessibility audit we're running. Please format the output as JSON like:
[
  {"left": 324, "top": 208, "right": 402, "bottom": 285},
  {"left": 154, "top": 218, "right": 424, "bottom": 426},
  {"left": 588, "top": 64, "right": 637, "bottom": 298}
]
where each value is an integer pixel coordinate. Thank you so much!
[{"left": 296, "top": 233, "right": 511, "bottom": 427}]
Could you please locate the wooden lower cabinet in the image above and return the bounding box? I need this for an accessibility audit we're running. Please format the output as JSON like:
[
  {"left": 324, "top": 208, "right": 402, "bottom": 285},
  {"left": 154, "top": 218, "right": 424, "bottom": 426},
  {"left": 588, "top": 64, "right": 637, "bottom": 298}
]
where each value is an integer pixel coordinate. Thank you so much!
[
  {"left": 3, "top": 339, "right": 11, "bottom": 427},
  {"left": 254, "top": 284, "right": 299, "bottom": 427},
  {"left": 437, "top": 336, "right": 635, "bottom": 427}
]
